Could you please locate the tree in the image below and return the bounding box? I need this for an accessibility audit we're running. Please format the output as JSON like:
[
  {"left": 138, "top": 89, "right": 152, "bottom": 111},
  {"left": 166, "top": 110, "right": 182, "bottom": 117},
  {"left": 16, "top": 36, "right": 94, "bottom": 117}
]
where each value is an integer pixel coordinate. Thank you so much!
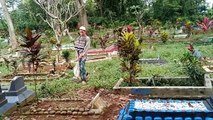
[
  {"left": 0, "top": 0, "right": 18, "bottom": 49},
  {"left": 129, "top": 0, "right": 151, "bottom": 40},
  {"left": 152, "top": 0, "right": 205, "bottom": 23},
  {"left": 76, "top": 0, "right": 88, "bottom": 27},
  {"left": 33, "top": 0, "right": 84, "bottom": 44}
]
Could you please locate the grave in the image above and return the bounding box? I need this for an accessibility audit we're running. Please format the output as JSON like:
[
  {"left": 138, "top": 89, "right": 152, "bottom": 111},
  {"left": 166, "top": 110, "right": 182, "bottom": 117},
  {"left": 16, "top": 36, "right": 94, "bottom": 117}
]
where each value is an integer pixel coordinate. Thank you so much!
[
  {"left": 113, "top": 74, "right": 213, "bottom": 98},
  {"left": 21, "top": 93, "right": 107, "bottom": 116},
  {"left": 52, "top": 43, "right": 75, "bottom": 51},
  {"left": 4, "top": 76, "right": 35, "bottom": 105},
  {"left": 0, "top": 85, "right": 16, "bottom": 115},
  {"left": 139, "top": 58, "right": 167, "bottom": 65},
  {"left": 87, "top": 44, "right": 118, "bottom": 56},
  {"left": 118, "top": 97, "right": 213, "bottom": 120},
  {"left": 174, "top": 34, "right": 188, "bottom": 39}
]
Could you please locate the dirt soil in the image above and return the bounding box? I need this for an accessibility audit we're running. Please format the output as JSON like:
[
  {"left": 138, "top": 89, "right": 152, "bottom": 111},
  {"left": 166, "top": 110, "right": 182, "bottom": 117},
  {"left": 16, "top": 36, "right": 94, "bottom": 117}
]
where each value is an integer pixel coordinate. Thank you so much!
[{"left": 9, "top": 89, "right": 142, "bottom": 120}]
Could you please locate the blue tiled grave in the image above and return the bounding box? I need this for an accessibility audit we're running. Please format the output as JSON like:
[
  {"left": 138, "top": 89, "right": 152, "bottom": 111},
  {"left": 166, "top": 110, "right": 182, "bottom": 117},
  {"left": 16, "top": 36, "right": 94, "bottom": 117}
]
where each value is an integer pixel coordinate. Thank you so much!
[{"left": 118, "top": 97, "right": 213, "bottom": 120}]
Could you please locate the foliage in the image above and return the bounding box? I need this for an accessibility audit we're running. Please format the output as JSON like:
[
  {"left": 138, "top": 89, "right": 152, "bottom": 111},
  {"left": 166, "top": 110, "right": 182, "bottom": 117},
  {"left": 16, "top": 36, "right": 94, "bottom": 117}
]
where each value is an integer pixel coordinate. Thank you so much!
[
  {"left": 160, "top": 31, "right": 169, "bottom": 43},
  {"left": 87, "top": 26, "right": 95, "bottom": 36},
  {"left": 91, "top": 39, "right": 98, "bottom": 48},
  {"left": 152, "top": 0, "right": 204, "bottom": 23},
  {"left": 2, "top": 58, "right": 17, "bottom": 74},
  {"left": 20, "top": 28, "right": 42, "bottom": 72},
  {"left": 180, "top": 52, "right": 205, "bottom": 85},
  {"left": 197, "top": 16, "right": 213, "bottom": 32},
  {"left": 49, "top": 37, "right": 57, "bottom": 45},
  {"left": 184, "top": 20, "right": 193, "bottom": 37},
  {"left": 118, "top": 32, "right": 142, "bottom": 85},
  {"left": 38, "top": 78, "right": 81, "bottom": 98},
  {"left": 99, "top": 33, "right": 110, "bottom": 49},
  {"left": 62, "top": 50, "right": 70, "bottom": 62}
]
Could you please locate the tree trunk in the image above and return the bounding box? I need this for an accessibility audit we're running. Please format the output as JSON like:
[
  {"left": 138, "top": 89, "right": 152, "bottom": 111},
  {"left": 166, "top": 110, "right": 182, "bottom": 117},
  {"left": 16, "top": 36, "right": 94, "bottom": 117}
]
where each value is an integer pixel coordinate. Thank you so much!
[
  {"left": 76, "top": 0, "right": 88, "bottom": 28},
  {"left": 0, "top": 0, "right": 17, "bottom": 50}
]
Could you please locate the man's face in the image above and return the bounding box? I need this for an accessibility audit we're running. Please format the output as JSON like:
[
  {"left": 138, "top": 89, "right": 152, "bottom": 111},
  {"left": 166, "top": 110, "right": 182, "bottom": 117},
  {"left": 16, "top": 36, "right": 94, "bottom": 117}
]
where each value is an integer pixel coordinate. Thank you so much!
[{"left": 80, "top": 30, "right": 86, "bottom": 36}]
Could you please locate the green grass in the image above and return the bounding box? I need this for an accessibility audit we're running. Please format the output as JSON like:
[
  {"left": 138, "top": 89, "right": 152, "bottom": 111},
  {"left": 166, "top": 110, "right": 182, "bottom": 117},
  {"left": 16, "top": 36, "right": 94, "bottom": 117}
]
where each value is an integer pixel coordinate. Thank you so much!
[
  {"left": 1, "top": 32, "right": 213, "bottom": 97},
  {"left": 0, "top": 64, "right": 12, "bottom": 77},
  {"left": 28, "top": 77, "right": 82, "bottom": 98},
  {"left": 86, "top": 58, "right": 122, "bottom": 89}
]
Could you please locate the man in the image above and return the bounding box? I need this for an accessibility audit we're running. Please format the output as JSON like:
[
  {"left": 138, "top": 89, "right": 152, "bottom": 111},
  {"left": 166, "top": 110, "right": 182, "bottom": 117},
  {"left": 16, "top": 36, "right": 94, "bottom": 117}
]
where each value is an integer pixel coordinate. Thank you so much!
[
  {"left": 187, "top": 44, "right": 202, "bottom": 60},
  {"left": 74, "top": 26, "right": 90, "bottom": 83}
]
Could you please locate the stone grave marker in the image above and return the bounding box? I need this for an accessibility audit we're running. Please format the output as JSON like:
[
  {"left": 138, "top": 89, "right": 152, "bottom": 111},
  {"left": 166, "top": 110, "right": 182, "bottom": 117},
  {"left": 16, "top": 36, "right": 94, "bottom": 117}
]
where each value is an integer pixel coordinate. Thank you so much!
[
  {"left": 5, "top": 76, "right": 35, "bottom": 105},
  {"left": 0, "top": 85, "right": 16, "bottom": 115}
]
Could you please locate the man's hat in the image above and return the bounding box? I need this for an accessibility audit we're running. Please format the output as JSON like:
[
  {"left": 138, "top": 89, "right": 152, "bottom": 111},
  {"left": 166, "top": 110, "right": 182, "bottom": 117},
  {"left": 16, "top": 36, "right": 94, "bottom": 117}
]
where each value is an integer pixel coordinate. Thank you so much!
[{"left": 79, "top": 26, "right": 86, "bottom": 31}]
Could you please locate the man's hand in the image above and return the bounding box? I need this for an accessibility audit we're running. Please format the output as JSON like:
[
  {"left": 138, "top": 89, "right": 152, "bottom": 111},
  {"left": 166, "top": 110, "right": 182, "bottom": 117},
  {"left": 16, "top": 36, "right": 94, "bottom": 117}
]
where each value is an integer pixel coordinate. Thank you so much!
[{"left": 76, "top": 53, "right": 85, "bottom": 61}]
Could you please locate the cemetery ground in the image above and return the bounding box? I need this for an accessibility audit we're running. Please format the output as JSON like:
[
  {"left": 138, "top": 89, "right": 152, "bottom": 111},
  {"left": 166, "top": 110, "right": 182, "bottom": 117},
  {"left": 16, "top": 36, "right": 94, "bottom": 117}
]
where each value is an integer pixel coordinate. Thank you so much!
[{"left": 1, "top": 31, "right": 213, "bottom": 119}]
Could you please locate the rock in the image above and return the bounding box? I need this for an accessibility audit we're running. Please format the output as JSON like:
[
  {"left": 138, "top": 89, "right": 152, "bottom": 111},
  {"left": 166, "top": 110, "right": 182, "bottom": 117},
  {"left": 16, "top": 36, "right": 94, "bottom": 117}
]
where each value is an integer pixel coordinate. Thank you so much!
[
  {"left": 82, "top": 112, "right": 88, "bottom": 115},
  {"left": 61, "top": 111, "right": 67, "bottom": 114},
  {"left": 88, "top": 111, "right": 95, "bottom": 115},
  {"left": 56, "top": 111, "right": 61, "bottom": 114},
  {"left": 24, "top": 111, "right": 31, "bottom": 115},
  {"left": 84, "top": 108, "right": 90, "bottom": 111},
  {"left": 49, "top": 110, "right": 55, "bottom": 114},
  {"left": 44, "top": 111, "right": 48, "bottom": 114},
  {"left": 38, "top": 111, "right": 43, "bottom": 114},
  {"left": 70, "top": 108, "right": 75, "bottom": 111},
  {"left": 72, "top": 111, "right": 78, "bottom": 115},
  {"left": 79, "top": 108, "right": 84, "bottom": 112},
  {"left": 67, "top": 110, "right": 72, "bottom": 114},
  {"left": 77, "top": 112, "right": 82, "bottom": 115}
]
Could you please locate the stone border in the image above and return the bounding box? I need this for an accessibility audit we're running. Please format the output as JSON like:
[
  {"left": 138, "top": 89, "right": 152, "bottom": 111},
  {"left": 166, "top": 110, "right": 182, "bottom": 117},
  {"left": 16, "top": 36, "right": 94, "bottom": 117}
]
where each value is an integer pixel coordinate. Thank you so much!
[
  {"left": 22, "top": 93, "right": 107, "bottom": 116},
  {"left": 113, "top": 74, "right": 213, "bottom": 99}
]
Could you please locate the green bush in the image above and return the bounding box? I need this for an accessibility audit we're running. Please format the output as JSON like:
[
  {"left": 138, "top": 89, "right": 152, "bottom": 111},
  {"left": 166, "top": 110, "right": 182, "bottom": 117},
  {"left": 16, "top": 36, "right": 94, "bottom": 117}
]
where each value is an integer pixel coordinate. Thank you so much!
[
  {"left": 180, "top": 52, "right": 205, "bottom": 85},
  {"left": 62, "top": 50, "right": 70, "bottom": 62}
]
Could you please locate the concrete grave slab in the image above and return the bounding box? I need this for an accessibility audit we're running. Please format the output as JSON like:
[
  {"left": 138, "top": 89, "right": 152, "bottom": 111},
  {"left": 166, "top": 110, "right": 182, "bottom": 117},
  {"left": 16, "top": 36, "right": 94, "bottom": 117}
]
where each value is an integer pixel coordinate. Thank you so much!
[
  {"left": 139, "top": 58, "right": 167, "bottom": 65},
  {"left": 0, "top": 86, "right": 16, "bottom": 115},
  {"left": 174, "top": 34, "right": 188, "bottom": 39},
  {"left": 113, "top": 74, "right": 213, "bottom": 99},
  {"left": 4, "top": 76, "right": 35, "bottom": 106}
]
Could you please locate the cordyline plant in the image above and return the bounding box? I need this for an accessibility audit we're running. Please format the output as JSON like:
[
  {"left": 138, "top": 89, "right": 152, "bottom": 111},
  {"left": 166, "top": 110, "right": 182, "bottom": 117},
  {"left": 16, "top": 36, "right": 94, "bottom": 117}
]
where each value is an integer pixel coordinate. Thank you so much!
[
  {"left": 160, "top": 31, "right": 169, "bottom": 43},
  {"left": 197, "top": 16, "right": 213, "bottom": 32},
  {"left": 185, "top": 21, "right": 192, "bottom": 37},
  {"left": 20, "top": 28, "right": 42, "bottom": 73},
  {"left": 99, "top": 33, "right": 110, "bottom": 50},
  {"left": 118, "top": 32, "right": 142, "bottom": 85}
]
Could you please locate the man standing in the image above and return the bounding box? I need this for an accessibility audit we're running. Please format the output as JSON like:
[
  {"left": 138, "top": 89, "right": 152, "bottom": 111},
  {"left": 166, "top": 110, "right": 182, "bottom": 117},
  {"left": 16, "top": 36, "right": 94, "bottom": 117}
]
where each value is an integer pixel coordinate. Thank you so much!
[{"left": 74, "top": 26, "right": 90, "bottom": 83}]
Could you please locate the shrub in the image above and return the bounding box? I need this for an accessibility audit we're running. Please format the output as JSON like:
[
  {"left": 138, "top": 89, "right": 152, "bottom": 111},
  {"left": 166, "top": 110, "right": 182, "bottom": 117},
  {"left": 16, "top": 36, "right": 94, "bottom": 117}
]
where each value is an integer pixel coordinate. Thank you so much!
[
  {"left": 160, "top": 31, "right": 169, "bottom": 43},
  {"left": 118, "top": 32, "right": 142, "bottom": 85},
  {"left": 20, "top": 28, "right": 42, "bottom": 72},
  {"left": 180, "top": 52, "right": 205, "bottom": 85},
  {"left": 62, "top": 50, "right": 70, "bottom": 62}
]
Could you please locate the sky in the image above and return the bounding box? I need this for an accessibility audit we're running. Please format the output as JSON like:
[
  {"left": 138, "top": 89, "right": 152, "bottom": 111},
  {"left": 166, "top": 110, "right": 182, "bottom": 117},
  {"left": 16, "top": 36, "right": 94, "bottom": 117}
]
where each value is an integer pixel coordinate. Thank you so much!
[{"left": 206, "top": 0, "right": 213, "bottom": 7}]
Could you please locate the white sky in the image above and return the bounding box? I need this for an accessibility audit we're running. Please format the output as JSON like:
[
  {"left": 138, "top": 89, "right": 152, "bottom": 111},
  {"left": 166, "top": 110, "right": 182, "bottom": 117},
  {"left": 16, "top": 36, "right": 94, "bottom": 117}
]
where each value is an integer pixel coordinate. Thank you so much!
[{"left": 206, "top": 0, "right": 213, "bottom": 7}]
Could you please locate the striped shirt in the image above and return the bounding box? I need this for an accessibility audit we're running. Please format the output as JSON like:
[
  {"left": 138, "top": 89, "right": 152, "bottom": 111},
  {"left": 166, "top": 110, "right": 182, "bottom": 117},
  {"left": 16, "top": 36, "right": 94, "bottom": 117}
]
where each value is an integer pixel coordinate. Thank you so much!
[{"left": 74, "top": 36, "right": 90, "bottom": 60}]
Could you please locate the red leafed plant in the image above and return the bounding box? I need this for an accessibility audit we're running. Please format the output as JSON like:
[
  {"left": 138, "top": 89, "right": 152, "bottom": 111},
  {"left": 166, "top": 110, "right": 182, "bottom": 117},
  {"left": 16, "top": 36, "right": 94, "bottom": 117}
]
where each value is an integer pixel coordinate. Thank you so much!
[
  {"left": 20, "top": 28, "right": 42, "bottom": 73},
  {"left": 197, "top": 17, "right": 213, "bottom": 32}
]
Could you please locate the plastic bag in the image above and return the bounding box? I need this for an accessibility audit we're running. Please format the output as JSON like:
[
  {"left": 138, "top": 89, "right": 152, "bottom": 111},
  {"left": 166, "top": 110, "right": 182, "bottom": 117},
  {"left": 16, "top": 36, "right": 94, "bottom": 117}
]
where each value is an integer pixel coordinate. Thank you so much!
[{"left": 73, "top": 62, "right": 80, "bottom": 78}]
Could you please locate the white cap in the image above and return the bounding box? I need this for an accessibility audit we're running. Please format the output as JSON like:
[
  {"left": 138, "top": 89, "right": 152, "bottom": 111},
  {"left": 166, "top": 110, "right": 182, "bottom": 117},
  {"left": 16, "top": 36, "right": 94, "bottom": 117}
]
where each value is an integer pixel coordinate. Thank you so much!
[{"left": 79, "top": 26, "right": 86, "bottom": 31}]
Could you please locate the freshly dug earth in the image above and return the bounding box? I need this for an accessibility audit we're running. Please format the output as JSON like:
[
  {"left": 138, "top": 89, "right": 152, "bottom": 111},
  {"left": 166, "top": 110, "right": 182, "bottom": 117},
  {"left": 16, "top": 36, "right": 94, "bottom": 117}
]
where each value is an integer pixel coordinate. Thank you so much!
[{"left": 9, "top": 89, "right": 136, "bottom": 120}]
